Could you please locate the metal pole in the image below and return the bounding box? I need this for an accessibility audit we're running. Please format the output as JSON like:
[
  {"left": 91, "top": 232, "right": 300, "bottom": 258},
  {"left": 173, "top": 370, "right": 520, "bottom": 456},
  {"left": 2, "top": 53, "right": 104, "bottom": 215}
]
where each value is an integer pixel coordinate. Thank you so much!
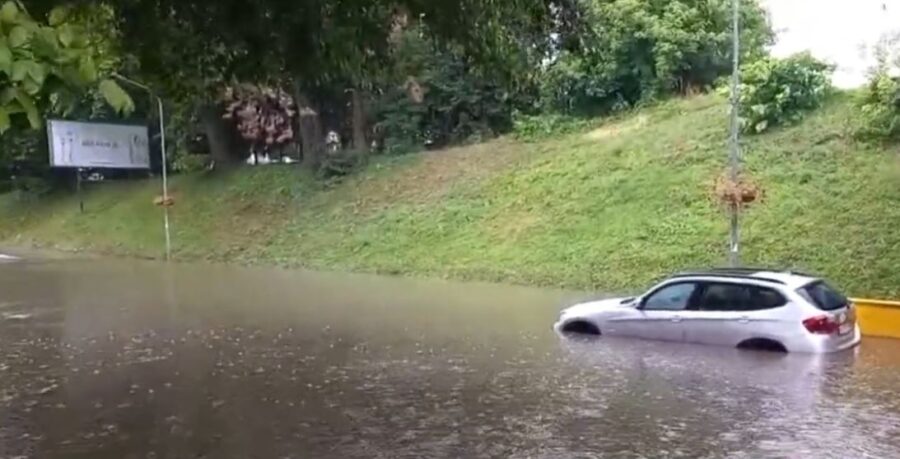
[
  {"left": 728, "top": 0, "right": 742, "bottom": 267},
  {"left": 112, "top": 73, "right": 172, "bottom": 262},
  {"left": 158, "top": 97, "right": 171, "bottom": 262},
  {"left": 76, "top": 168, "right": 84, "bottom": 213}
]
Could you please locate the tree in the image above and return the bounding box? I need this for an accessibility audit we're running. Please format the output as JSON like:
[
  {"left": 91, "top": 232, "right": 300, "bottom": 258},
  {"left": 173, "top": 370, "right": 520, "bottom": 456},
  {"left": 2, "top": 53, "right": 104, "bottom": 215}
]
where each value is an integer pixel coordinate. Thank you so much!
[
  {"left": 373, "top": 23, "right": 521, "bottom": 153},
  {"left": 540, "top": 0, "right": 773, "bottom": 114},
  {"left": 0, "top": 1, "right": 132, "bottom": 134},
  {"left": 94, "top": 0, "right": 570, "bottom": 165},
  {"left": 222, "top": 84, "right": 296, "bottom": 159}
]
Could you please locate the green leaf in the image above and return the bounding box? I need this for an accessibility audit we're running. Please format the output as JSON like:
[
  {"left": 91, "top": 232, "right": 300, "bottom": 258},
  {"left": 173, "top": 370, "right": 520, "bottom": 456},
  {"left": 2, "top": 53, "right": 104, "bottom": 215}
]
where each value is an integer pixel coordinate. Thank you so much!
[
  {"left": 0, "top": 2, "right": 17, "bottom": 24},
  {"left": 50, "top": 88, "right": 77, "bottom": 116},
  {"left": 10, "top": 59, "right": 28, "bottom": 81},
  {"left": 0, "top": 106, "right": 9, "bottom": 134},
  {"left": 99, "top": 79, "right": 135, "bottom": 114},
  {"left": 8, "top": 25, "right": 28, "bottom": 48},
  {"left": 22, "top": 77, "right": 41, "bottom": 95},
  {"left": 14, "top": 89, "right": 40, "bottom": 129},
  {"left": 54, "top": 48, "right": 81, "bottom": 65},
  {"left": 48, "top": 7, "right": 69, "bottom": 26},
  {"left": 26, "top": 60, "right": 46, "bottom": 85},
  {"left": 57, "top": 24, "right": 74, "bottom": 47},
  {"left": 0, "top": 87, "right": 15, "bottom": 104},
  {"left": 77, "top": 55, "right": 97, "bottom": 83},
  {"left": 32, "top": 26, "right": 60, "bottom": 57},
  {"left": 0, "top": 41, "right": 10, "bottom": 74}
]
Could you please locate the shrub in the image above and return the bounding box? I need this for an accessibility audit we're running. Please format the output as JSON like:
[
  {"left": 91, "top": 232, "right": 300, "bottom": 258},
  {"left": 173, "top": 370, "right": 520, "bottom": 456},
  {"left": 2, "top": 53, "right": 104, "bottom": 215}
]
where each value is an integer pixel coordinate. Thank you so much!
[
  {"left": 539, "top": 52, "right": 629, "bottom": 116},
  {"left": 855, "top": 35, "right": 900, "bottom": 143},
  {"left": 319, "top": 149, "right": 367, "bottom": 180},
  {"left": 856, "top": 71, "right": 900, "bottom": 142},
  {"left": 374, "top": 90, "right": 428, "bottom": 155},
  {"left": 173, "top": 154, "right": 212, "bottom": 173},
  {"left": 738, "top": 53, "right": 833, "bottom": 134},
  {"left": 512, "top": 112, "right": 593, "bottom": 142}
]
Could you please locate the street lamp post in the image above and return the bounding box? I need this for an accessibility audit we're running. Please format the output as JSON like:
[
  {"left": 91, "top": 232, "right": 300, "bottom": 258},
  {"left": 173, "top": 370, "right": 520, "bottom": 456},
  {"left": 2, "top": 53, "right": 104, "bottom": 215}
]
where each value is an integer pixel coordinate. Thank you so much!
[
  {"left": 113, "top": 74, "right": 171, "bottom": 261},
  {"left": 728, "top": 0, "right": 742, "bottom": 267}
]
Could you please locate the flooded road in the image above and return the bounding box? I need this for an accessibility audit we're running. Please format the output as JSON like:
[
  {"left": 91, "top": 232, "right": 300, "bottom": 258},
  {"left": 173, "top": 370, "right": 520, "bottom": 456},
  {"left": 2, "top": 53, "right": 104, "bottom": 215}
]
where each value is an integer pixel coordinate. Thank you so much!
[{"left": 2, "top": 257, "right": 900, "bottom": 458}]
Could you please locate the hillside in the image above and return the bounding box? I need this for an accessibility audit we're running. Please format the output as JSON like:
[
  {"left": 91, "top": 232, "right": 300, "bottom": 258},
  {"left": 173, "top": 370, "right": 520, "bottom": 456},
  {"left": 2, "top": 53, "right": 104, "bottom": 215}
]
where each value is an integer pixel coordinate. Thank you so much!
[{"left": 2, "top": 93, "right": 899, "bottom": 297}]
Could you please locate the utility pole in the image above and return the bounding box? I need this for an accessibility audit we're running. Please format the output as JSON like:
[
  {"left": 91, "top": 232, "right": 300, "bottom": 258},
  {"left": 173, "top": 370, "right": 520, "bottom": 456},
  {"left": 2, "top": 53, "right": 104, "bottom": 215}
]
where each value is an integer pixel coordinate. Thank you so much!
[
  {"left": 113, "top": 74, "right": 172, "bottom": 261},
  {"left": 728, "top": 0, "right": 742, "bottom": 267}
]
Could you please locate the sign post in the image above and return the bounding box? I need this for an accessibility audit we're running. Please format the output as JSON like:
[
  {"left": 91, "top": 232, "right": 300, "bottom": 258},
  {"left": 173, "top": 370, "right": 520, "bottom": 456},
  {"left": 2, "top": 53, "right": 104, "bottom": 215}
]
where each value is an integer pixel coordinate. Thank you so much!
[
  {"left": 76, "top": 168, "right": 83, "bottom": 213},
  {"left": 46, "top": 119, "right": 155, "bottom": 245}
]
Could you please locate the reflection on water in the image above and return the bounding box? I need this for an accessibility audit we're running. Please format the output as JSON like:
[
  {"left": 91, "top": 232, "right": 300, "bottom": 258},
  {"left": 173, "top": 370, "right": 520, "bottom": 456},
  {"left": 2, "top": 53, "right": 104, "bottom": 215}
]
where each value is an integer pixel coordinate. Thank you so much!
[{"left": 1, "top": 258, "right": 899, "bottom": 458}]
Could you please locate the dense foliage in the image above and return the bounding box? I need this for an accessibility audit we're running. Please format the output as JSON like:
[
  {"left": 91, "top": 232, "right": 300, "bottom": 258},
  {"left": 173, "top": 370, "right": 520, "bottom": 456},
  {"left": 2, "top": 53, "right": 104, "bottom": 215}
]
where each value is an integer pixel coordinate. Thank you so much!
[
  {"left": 8, "top": 0, "right": 780, "bottom": 164},
  {"left": 374, "top": 26, "right": 517, "bottom": 154},
  {"left": 539, "top": 0, "right": 773, "bottom": 115},
  {"left": 856, "top": 35, "right": 900, "bottom": 143},
  {"left": 738, "top": 53, "right": 832, "bottom": 134},
  {"left": 222, "top": 85, "right": 296, "bottom": 152},
  {"left": 0, "top": 1, "right": 132, "bottom": 133},
  {"left": 0, "top": 0, "right": 849, "bottom": 190},
  {"left": 857, "top": 73, "right": 900, "bottom": 143},
  {"left": 0, "top": 1, "right": 135, "bottom": 193}
]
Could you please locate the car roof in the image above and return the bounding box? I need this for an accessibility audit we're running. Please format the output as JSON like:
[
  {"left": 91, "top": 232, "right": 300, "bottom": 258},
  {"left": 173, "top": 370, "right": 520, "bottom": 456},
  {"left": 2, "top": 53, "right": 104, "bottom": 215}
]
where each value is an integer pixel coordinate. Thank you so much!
[{"left": 669, "top": 268, "right": 818, "bottom": 289}]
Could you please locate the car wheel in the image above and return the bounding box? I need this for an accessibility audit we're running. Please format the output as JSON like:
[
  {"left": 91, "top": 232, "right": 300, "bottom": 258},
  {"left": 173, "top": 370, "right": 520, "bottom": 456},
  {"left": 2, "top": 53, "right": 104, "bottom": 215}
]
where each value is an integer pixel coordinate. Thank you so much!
[
  {"left": 561, "top": 321, "right": 600, "bottom": 335},
  {"left": 737, "top": 338, "right": 787, "bottom": 353}
]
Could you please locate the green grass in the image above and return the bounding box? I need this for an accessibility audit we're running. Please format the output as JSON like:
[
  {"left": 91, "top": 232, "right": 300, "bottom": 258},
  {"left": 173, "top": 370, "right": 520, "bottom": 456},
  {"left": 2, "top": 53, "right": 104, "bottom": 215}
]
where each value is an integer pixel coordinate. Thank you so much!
[{"left": 3, "top": 93, "right": 900, "bottom": 297}]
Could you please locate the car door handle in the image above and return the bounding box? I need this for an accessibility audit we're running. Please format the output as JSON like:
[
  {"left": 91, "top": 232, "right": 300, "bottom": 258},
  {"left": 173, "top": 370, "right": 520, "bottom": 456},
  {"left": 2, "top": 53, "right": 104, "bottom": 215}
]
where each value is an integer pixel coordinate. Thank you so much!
[
  {"left": 671, "top": 315, "right": 683, "bottom": 323},
  {"left": 739, "top": 316, "right": 750, "bottom": 324}
]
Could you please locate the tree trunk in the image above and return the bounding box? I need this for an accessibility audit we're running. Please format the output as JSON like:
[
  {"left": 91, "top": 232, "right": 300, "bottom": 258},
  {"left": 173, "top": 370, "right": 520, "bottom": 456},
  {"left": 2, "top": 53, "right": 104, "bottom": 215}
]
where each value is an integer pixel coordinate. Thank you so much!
[
  {"left": 200, "top": 104, "right": 238, "bottom": 166},
  {"left": 293, "top": 84, "right": 324, "bottom": 170},
  {"left": 350, "top": 88, "right": 368, "bottom": 153}
]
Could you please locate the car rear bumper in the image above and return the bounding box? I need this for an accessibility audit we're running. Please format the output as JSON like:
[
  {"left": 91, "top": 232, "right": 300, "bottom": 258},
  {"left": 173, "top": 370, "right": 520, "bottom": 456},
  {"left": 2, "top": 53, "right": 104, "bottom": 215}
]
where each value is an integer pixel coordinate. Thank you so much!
[
  {"left": 792, "top": 325, "right": 862, "bottom": 353},
  {"left": 831, "top": 325, "right": 863, "bottom": 352}
]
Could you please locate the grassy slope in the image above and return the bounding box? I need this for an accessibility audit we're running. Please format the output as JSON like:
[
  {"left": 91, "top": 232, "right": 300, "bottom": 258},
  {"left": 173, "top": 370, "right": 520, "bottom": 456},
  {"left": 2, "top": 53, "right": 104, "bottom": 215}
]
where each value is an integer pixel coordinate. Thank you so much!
[{"left": 3, "top": 93, "right": 899, "bottom": 296}]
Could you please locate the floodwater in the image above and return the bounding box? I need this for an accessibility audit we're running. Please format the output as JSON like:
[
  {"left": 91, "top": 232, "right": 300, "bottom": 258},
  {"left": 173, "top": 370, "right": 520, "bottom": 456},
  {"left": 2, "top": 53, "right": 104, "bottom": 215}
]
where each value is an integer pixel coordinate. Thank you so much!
[{"left": 2, "top": 257, "right": 900, "bottom": 459}]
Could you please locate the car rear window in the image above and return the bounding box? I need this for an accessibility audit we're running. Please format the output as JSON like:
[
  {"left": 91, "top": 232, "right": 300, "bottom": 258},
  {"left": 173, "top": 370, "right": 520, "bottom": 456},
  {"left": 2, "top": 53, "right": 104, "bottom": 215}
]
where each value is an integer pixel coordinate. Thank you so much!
[{"left": 797, "top": 281, "right": 849, "bottom": 311}]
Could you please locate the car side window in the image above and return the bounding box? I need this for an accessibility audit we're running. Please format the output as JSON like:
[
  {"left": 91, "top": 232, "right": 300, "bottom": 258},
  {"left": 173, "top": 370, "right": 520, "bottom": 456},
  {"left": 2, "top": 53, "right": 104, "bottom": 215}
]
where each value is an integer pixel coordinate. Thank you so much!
[
  {"left": 696, "top": 283, "right": 746, "bottom": 311},
  {"left": 696, "top": 283, "right": 786, "bottom": 311},
  {"left": 748, "top": 286, "right": 787, "bottom": 310},
  {"left": 643, "top": 283, "right": 698, "bottom": 311}
]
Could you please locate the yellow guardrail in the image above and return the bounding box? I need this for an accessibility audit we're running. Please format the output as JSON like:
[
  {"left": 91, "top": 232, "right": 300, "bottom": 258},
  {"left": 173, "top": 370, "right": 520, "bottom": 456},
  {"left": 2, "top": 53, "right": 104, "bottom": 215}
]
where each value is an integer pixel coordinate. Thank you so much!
[{"left": 852, "top": 298, "right": 900, "bottom": 339}]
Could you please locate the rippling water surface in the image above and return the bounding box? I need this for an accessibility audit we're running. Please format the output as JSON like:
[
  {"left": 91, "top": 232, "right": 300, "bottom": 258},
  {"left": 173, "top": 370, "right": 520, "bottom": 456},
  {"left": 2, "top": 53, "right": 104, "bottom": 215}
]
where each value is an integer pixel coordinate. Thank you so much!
[{"left": 1, "top": 257, "right": 899, "bottom": 458}]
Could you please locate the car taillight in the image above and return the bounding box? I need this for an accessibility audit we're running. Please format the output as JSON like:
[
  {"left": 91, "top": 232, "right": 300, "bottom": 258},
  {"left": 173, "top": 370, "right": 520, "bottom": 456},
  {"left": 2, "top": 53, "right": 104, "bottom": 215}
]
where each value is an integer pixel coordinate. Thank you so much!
[{"left": 803, "top": 315, "right": 840, "bottom": 335}]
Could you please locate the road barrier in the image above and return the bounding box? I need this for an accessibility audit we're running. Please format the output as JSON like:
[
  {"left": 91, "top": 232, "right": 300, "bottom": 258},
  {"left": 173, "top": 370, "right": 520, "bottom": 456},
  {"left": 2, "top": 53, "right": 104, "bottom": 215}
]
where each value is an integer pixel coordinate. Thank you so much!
[{"left": 853, "top": 298, "right": 900, "bottom": 339}]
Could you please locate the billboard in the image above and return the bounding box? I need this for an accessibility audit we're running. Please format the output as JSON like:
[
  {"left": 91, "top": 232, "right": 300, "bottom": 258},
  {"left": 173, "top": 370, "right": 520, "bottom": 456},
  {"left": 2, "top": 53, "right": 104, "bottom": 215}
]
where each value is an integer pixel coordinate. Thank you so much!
[{"left": 47, "top": 120, "right": 150, "bottom": 169}]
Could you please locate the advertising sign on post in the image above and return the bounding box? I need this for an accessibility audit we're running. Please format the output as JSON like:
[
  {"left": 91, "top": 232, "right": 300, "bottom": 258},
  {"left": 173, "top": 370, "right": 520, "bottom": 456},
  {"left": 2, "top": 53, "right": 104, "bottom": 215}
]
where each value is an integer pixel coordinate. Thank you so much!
[{"left": 47, "top": 120, "right": 150, "bottom": 169}]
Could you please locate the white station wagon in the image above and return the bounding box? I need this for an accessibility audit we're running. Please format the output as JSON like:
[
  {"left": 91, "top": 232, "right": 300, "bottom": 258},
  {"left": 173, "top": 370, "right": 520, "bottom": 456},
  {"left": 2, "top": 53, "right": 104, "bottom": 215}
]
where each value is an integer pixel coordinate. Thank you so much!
[{"left": 554, "top": 268, "right": 861, "bottom": 353}]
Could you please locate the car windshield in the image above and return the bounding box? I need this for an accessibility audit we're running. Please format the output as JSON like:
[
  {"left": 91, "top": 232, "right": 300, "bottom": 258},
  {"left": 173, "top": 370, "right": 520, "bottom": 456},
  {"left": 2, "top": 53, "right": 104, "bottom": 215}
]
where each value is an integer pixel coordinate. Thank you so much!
[{"left": 797, "top": 281, "right": 849, "bottom": 311}]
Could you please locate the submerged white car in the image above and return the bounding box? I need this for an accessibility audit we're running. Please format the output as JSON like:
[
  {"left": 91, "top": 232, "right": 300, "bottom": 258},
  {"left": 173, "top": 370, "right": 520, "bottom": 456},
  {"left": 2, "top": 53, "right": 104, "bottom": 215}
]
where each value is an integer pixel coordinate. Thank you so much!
[{"left": 554, "top": 268, "right": 861, "bottom": 353}]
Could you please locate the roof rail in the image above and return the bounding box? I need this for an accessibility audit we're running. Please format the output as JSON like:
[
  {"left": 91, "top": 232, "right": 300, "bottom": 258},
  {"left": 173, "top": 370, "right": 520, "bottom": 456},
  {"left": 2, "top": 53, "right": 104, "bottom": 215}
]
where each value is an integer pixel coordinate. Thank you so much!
[
  {"left": 709, "top": 267, "right": 770, "bottom": 273},
  {"left": 709, "top": 267, "right": 819, "bottom": 277},
  {"left": 670, "top": 272, "right": 787, "bottom": 285}
]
